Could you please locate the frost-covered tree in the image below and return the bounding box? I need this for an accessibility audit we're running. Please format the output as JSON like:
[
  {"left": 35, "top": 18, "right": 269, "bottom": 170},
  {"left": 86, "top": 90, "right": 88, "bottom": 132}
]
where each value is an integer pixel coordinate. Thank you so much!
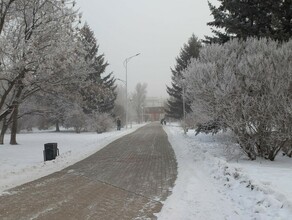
[
  {"left": 30, "top": 91, "right": 82, "bottom": 132},
  {"left": 113, "top": 85, "right": 126, "bottom": 124},
  {"left": 88, "top": 112, "right": 114, "bottom": 133},
  {"left": 205, "top": 0, "right": 292, "bottom": 44},
  {"left": 132, "top": 83, "right": 147, "bottom": 123},
  {"left": 99, "top": 72, "right": 116, "bottom": 113},
  {"left": 0, "top": 0, "right": 88, "bottom": 144},
  {"left": 184, "top": 38, "right": 292, "bottom": 161},
  {"left": 0, "top": 0, "right": 16, "bottom": 34},
  {"left": 166, "top": 34, "right": 202, "bottom": 119},
  {"left": 63, "top": 104, "right": 88, "bottom": 133}
]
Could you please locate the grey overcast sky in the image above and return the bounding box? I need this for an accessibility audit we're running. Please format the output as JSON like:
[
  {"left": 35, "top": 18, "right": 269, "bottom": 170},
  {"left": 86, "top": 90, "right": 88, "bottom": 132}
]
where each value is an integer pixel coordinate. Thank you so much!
[{"left": 75, "top": 0, "right": 217, "bottom": 98}]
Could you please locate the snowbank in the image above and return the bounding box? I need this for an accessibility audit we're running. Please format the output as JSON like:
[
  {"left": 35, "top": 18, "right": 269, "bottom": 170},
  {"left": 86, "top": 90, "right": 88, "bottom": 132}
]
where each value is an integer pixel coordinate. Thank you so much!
[{"left": 157, "top": 124, "right": 292, "bottom": 220}]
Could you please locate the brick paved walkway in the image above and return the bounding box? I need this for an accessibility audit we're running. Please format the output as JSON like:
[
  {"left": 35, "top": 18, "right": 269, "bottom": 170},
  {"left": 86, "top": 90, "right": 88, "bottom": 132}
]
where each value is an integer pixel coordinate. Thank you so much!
[{"left": 0, "top": 123, "right": 177, "bottom": 220}]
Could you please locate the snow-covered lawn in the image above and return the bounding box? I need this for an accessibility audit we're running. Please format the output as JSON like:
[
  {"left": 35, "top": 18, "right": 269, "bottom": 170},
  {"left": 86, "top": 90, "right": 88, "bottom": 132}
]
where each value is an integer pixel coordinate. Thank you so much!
[
  {"left": 157, "top": 124, "right": 292, "bottom": 220},
  {"left": 2, "top": 123, "right": 292, "bottom": 219},
  {"left": 0, "top": 125, "right": 143, "bottom": 194}
]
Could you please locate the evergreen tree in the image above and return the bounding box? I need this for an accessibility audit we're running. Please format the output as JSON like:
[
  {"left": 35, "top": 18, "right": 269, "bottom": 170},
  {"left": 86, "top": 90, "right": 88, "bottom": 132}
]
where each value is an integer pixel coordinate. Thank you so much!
[
  {"left": 99, "top": 72, "right": 117, "bottom": 113},
  {"left": 79, "top": 24, "right": 116, "bottom": 114},
  {"left": 205, "top": 0, "right": 292, "bottom": 44},
  {"left": 166, "top": 34, "right": 202, "bottom": 119}
]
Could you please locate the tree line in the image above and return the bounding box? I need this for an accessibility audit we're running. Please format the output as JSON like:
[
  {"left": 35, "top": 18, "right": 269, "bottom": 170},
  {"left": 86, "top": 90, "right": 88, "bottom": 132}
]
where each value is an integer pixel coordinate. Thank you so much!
[
  {"left": 166, "top": 0, "right": 292, "bottom": 160},
  {"left": 0, "top": 0, "right": 116, "bottom": 144}
]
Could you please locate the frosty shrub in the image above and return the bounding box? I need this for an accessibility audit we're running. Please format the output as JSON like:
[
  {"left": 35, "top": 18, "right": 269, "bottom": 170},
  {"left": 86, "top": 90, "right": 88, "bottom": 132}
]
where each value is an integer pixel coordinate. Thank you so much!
[
  {"left": 217, "top": 132, "right": 244, "bottom": 162},
  {"left": 179, "top": 113, "right": 196, "bottom": 130},
  {"left": 184, "top": 38, "right": 292, "bottom": 160},
  {"left": 88, "top": 113, "right": 114, "bottom": 133},
  {"left": 63, "top": 106, "right": 88, "bottom": 133},
  {"left": 195, "top": 118, "right": 227, "bottom": 136},
  {"left": 282, "top": 140, "right": 292, "bottom": 157}
]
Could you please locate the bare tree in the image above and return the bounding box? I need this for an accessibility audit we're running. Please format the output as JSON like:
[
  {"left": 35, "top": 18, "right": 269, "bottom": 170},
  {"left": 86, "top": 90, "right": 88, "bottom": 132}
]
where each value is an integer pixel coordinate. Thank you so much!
[
  {"left": 113, "top": 85, "right": 126, "bottom": 124},
  {"left": 0, "top": 0, "right": 16, "bottom": 34},
  {"left": 0, "top": 0, "right": 88, "bottom": 144},
  {"left": 131, "top": 83, "right": 147, "bottom": 123}
]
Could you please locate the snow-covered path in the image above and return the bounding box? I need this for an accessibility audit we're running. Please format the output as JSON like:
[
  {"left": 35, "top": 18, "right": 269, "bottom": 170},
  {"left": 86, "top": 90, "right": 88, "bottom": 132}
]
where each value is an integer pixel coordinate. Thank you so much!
[
  {"left": 1, "top": 123, "right": 292, "bottom": 219},
  {"left": 0, "top": 123, "right": 176, "bottom": 220}
]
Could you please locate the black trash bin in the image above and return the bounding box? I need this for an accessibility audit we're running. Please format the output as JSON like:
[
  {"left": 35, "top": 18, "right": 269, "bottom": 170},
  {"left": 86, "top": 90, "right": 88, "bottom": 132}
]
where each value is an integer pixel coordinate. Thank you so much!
[{"left": 44, "top": 143, "right": 59, "bottom": 161}]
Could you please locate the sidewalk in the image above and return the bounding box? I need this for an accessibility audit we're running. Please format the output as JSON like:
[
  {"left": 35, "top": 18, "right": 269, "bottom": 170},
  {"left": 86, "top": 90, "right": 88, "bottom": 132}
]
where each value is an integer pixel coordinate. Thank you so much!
[{"left": 0, "top": 123, "right": 177, "bottom": 220}]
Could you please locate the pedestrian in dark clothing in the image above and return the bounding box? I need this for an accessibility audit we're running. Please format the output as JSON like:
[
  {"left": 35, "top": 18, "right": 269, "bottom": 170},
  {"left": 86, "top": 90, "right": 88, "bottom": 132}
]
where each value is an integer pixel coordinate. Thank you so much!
[{"left": 117, "top": 118, "right": 121, "bottom": 130}]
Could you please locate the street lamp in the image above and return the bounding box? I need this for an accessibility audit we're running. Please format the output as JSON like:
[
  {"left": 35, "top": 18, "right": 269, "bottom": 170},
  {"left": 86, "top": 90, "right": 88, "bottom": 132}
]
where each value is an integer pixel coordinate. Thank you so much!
[{"left": 123, "top": 53, "right": 140, "bottom": 129}]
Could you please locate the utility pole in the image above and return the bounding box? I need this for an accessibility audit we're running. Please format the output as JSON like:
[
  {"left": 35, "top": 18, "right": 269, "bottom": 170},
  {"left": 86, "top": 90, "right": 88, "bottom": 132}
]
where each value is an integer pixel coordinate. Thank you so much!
[{"left": 123, "top": 53, "right": 140, "bottom": 129}]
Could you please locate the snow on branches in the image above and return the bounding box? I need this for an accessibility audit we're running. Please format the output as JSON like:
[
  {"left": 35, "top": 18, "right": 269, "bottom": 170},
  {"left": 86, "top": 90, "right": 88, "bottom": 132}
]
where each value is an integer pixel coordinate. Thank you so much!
[
  {"left": 0, "top": 0, "right": 112, "bottom": 143},
  {"left": 184, "top": 38, "right": 292, "bottom": 160}
]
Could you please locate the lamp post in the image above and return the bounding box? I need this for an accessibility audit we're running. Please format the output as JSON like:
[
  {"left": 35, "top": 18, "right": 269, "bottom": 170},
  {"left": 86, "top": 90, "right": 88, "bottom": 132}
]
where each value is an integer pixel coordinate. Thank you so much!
[
  {"left": 116, "top": 78, "right": 126, "bottom": 126},
  {"left": 123, "top": 53, "right": 140, "bottom": 129}
]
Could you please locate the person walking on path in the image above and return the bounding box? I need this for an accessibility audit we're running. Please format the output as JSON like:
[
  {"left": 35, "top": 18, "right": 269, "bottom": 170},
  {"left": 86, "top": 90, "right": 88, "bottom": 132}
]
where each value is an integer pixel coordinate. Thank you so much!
[
  {"left": 0, "top": 123, "right": 177, "bottom": 220},
  {"left": 116, "top": 117, "right": 121, "bottom": 130}
]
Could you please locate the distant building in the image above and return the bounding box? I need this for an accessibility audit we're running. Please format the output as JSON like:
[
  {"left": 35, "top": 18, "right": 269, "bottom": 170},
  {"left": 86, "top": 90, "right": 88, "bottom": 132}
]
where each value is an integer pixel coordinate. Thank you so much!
[{"left": 143, "top": 97, "right": 165, "bottom": 122}]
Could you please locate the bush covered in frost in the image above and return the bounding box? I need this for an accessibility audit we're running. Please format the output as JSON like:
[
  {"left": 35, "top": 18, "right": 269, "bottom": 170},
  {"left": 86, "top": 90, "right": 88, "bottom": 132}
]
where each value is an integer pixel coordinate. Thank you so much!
[
  {"left": 87, "top": 112, "right": 114, "bottom": 133},
  {"left": 184, "top": 38, "right": 292, "bottom": 160}
]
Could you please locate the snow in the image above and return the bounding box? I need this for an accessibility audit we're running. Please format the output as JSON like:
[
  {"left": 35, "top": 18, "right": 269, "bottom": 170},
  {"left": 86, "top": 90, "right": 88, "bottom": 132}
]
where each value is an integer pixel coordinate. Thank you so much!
[
  {"left": 2, "top": 123, "right": 292, "bottom": 219},
  {"left": 0, "top": 125, "right": 143, "bottom": 194},
  {"left": 157, "top": 124, "right": 292, "bottom": 219}
]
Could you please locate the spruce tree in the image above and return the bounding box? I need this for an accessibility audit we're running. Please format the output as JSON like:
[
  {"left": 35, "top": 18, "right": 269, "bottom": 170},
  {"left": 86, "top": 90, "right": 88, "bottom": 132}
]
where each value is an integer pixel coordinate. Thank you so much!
[
  {"left": 98, "top": 72, "right": 117, "bottom": 113},
  {"left": 79, "top": 24, "right": 116, "bottom": 114},
  {"left": 205, "top": 0, "right": 292, "bottom": 44},
  {"left": 166, "top": 34, "right": 202, "bottom": 119}
]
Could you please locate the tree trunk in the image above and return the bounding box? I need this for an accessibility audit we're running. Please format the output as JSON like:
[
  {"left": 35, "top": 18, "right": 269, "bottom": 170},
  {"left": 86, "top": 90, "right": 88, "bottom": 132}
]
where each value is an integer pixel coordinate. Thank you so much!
[
  {"left": 9, "top": 76, "right": 24, "bottom": 145},
  {"left": 10, "top": 105, "right": 18, "bottom": 145},
  {"left": 55, "top": 120, "right": 60, "bottom": 132},
  {"left": 0, "top": 117, "right": 8, "bottom": 144}
]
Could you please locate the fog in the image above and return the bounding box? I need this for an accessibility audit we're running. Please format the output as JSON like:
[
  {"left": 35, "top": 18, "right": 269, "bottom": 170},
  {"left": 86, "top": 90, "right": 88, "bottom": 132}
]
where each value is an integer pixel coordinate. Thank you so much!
[{"left": 75, "top": 0, "right": 218, "bottom": 98}]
